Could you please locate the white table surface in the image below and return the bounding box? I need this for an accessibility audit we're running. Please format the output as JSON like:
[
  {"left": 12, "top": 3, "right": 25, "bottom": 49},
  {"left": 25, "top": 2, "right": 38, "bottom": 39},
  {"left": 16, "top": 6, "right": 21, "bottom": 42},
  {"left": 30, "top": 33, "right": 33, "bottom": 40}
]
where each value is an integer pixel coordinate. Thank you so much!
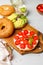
[{"left": 0, "top": 0, "right": 43, "bottom": 65}]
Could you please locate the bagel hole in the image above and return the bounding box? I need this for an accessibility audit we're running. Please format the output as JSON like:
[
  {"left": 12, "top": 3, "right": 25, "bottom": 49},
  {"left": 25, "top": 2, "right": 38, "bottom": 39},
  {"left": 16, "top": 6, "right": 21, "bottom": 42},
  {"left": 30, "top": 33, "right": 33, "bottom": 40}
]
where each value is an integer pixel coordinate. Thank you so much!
[{"left": 1, "top": 26, "right": 5, "bottom": 30}]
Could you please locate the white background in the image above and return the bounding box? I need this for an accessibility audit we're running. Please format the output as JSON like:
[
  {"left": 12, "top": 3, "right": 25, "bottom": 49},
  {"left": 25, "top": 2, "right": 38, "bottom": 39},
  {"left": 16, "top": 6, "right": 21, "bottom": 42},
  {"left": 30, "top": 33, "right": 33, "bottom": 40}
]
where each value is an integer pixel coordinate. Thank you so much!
[{"left": 0, "top": 0, "right": 43, "bottom": 65}]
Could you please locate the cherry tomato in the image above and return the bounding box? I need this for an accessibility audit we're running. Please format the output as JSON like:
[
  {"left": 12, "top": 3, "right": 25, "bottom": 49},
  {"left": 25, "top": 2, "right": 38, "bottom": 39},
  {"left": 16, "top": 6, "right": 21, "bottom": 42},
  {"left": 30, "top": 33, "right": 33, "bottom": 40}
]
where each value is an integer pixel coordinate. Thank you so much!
[
  {"left": 23, "top": 33, "right": 28, "bottom": 38},
  {"left": 34, "top": 36, "right": 38, "bottom": 40},
  {"left": 20, "top": 37, "right": 25, "bottom": 41},
  {"left": 24, "top": 30, "right": 28, "bottom": 35},
  {"left": 23, "top": 40, "right": 28, "bottom": 45},
  {"left": 14, "top": 36, "right": 19, "bottom": 40},
  {"left": 30, "top": 31, "right": 35, "bottom": 36},
  {"left": 36, "top": 4, "right": 43, "bottom": 13},
  {"left": 15, "top": 40, "right": 20, "bottom": 45},
  {"left": 27, "top": 44, "right": 33, "bottom": 49},
  {"left": 32, "top": 40, "right": 36, "bottom": 45},
  {"left": 18, "top": 31, "right": 23, "bottom": 35},
  {"left": 20, "top": 43, "right": 26, "bottom": 49}
]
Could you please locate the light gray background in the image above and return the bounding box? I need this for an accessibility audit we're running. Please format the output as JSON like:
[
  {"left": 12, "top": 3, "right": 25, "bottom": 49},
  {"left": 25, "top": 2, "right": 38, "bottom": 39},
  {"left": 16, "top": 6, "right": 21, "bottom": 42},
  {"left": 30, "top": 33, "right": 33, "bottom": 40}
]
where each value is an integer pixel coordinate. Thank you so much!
[{"left": 0, "top": 0, "right": 43, "bottom": 65}]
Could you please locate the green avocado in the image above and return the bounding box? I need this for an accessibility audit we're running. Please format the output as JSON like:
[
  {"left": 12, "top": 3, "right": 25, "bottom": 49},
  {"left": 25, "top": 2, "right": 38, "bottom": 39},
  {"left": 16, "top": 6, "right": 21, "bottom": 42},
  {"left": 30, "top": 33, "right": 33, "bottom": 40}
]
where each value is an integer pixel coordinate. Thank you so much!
[
  {"left": 21, "top": 15, "right": 27, "bottom": 23},
  {"left": 29, "top": 38, "right": 33, "bottom": 45},
  {"left": 7, "top": 13, "right": 28, "bottom": 28},
  {"left": 20, "top": 7, "right": 26, "bottom": 13},
  {"left": 7, "top": 13, "right": 18, "bottom": 20},
  {"left": 14, "top": 18, "right": 25, "bottom": 28}
]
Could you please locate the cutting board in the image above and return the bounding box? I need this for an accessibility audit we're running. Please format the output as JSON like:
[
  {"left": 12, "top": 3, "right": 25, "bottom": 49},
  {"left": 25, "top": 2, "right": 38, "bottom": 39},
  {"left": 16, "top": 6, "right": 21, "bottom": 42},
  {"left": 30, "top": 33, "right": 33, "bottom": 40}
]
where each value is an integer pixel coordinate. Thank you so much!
[{"left": 3, "top": 24, "right": 43, "bottom": 54}]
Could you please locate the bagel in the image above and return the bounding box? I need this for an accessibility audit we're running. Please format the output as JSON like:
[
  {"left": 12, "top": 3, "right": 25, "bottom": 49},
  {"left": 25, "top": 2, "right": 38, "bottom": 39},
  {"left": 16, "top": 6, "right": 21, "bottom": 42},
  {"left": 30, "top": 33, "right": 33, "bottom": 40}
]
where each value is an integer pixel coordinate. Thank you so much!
[
  {"left": 0, "top": 5, "right": 15, "bottom": 16},
  {"left": 14, "top": 30, "right": 39, "bottom": 51},
  {"left": 7, "top": 13, "right": 28, "bottom": 29},
  {"left": 0, "top": 18, "right": 14, "bottom": 38}
]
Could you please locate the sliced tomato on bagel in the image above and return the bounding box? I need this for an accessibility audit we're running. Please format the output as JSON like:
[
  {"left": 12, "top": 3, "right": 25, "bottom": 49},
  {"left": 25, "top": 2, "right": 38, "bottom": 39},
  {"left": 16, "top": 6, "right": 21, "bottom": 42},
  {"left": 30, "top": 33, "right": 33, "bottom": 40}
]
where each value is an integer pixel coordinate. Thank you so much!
[
  {"left": 20, "top": 37, "right": 25, "bottom": 41},
  {"left": 30, "top": 31, "right": 35, "bottom": 36},
  {"left": 15, "top": 39, "right": 20, "bottom": 45},
  {"left": 23, "top": 40, "right": 28, "bottom": 45},
  {"left": 23, "top": 30, "right": 28, "bottom": 35},
  {"left": 34, "top": 35, "right": 38, "bottom": 40},
  {"left": 20, "top": 43, "right": 26, "bottom": 49},
  {"left": 18, "top": 31, "right": 23, "bottom": 36},
  {"left": 14, "top": 36, "right": 19, "bottom": 40},
  {"left": 27, "top": 44, "right": 33, "bottom": 49},
  {"left": 32, "top": 40, "right": 36, "bottom": 45}
]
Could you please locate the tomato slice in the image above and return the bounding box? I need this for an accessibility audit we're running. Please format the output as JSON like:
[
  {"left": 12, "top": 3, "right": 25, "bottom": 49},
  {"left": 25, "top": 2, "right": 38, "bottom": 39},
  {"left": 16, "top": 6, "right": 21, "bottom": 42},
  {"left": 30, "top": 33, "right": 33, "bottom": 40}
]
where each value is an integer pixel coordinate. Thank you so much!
[
  {"left": 32, "top": 40, "right": 36, "bottom": 45},
  {"left": 40, "top": 8, "right": 43, "bottom": 12},
  {"left": 30, "top": 31, "right": 35, "bottom": 36},
  {"left": 24, "top": 30, "right": 28, "bottom": 35},
  {"left": 20, "top": 37, "right": 25, "bottom": 41},
  {"left": 20, "top": 43, "right": 26, "bottom": 49},
  {"left": 34, "top": 36, "right": 38, "bottom": 40},
  {"left": 15, "top": 39, "right": 20, "bottom": 45},
  {"left": 23, "top": 40, "right": 28, "bottom": 45},
  {"left": 14, "top": 36, "right": 19, "bottom": 40},
  {"left": 18, "top": 31, "right": 23, "bottom": 35},
  {"left": 37, "top": 4, "right": 43, "bottom": 12},
  {"left": 27, "top": 44, "right": 33, "bottom": 49},
  {"left": 23, "top": 33, "right": 28, "bottom": 38}
]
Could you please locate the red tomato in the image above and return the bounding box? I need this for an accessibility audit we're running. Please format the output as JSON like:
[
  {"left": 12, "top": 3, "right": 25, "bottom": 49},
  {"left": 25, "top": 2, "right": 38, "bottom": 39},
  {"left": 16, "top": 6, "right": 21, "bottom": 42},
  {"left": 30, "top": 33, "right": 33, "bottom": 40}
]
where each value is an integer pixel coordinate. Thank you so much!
[
  {"left": 37, "top": 4, "right": 43, "bottom": 12},
  {"left": 14, "top": 36, "right": 19, "bottom": 40},
  {"left": 34, "top": 36, "right": 38, "bottom": 40},
  {"left": 32, "top": 40, "right": 36, "bottom": 45},
  {"left": 24, "top": 30, "right": 28, "bottom": 35},
  {"left": 18, "top": 31, "right": 23, "bottom": 35},
  {"left": 20, "top": 43, "right": 26, "bottom": 49},
  {"left": 20, "top": 37, "right": 25, "bottom": 41},
  {"left": 23, "top": 33, "right": 28, "bottom": 38},
  {"left": 27, "top": 44, "right": 33, "bottom": 49},
  {"left": 30, "top": 31, "right": 35, "bottom": 36},
  {"left": 15, "top": 40, "right": 20, "bottom": 45},
  {"left": 23, "top": 40, "right": 28, "bottom": 45},
  {"left": 40, "top": 8, "right": 43, "bottom": 12}
]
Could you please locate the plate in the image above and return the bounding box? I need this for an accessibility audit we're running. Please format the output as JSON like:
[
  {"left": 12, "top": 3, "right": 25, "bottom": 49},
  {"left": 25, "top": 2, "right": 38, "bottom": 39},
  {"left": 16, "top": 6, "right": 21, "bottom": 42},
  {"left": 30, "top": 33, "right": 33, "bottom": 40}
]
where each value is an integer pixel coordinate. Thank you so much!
[{"left": 0, "top": 0, "right": 43, "bottom": 65}]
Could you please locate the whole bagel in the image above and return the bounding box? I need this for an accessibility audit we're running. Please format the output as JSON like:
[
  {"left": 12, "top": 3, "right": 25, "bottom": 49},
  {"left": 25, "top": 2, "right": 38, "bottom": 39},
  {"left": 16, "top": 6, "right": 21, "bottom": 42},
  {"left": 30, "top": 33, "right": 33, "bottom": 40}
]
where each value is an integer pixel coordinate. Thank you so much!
[
  {"left": 0, "top": 18, "right": 14, "bottom": 38},
  {"left": 0, "top": 5, "right": 15, "bottom": 16}
]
